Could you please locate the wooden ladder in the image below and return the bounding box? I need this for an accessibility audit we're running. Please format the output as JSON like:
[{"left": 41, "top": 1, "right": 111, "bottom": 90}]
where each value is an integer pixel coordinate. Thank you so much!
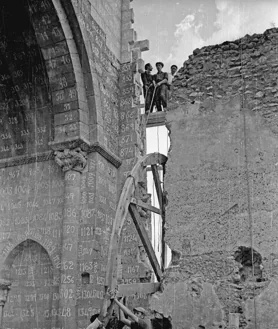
[{"left": 99, "top": 152, "right": 168, "bottom": 323}]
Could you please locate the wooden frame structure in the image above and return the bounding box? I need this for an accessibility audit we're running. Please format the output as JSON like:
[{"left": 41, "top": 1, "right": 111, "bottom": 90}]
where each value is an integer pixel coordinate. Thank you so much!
[
  {"left": 100, "top": 152, "right": 167, "bottom": 320},
  {"left": 146, "top": 112, "right": 166, "bottom": 128}
]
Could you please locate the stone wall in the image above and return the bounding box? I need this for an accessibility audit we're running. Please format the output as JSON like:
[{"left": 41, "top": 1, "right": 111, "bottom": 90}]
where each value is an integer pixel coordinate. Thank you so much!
[
  {"left": 0, "top": 1, "right": 149, "bottom": 329},
  {"left": 152, "top": 28, "right": 278, "bottom": 329}
]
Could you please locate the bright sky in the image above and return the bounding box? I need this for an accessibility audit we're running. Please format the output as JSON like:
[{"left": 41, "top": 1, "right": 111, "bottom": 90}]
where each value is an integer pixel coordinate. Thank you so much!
[
  {"left": 132, "top": 0, "right": 278, "bottom": 155},
  {"left": 132, "top": 0, "right": 278, "bottom": 73}
]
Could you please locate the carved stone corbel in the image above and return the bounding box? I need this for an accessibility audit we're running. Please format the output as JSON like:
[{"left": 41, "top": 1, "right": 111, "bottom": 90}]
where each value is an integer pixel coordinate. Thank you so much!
[{"left": 54, "top": 147, "right": 87, "bottom": 172}]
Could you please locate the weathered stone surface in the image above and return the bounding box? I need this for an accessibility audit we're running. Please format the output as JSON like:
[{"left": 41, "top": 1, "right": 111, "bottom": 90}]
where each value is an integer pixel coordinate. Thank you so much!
[
  {"left": 0, "top": 0, "right": 149, "bottom": 328},
  {"left": 245, "top": 278, "right": 278, "bottom": 329},
  {"left": 150, "top": 280, "right": 224, "bottom": 329},
  {"left": 165, "top": 28, "right": 278, "bottom": 328}
]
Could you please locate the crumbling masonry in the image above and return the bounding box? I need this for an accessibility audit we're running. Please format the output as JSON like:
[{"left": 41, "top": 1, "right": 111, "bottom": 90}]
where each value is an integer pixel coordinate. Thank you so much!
[{"left": 152, "top": 28, "right": 278, "bottom": 329}]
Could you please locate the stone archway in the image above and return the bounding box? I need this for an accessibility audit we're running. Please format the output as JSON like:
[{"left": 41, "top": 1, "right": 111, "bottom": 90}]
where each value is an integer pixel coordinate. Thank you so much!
[
  {"left": 0, "top": 0, "right": 93, "bottom": 160},
  {"left": 2, "top": 239, "right": 58, "bottom": 329}
]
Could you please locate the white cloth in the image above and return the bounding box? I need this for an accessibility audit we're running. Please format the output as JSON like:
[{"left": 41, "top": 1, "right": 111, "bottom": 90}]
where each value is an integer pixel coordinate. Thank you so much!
[
  {"left": 168, "top": 71, "right": 177, "bottom": 85},
  {"left": 86, "top": 318, "right": 102, "bottom": 329},
  {"left": 167, "top": 73, "right": 174, "bottom": 85}
]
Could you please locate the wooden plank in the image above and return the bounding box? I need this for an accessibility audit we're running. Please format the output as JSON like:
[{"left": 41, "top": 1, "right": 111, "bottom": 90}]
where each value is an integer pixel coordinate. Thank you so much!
[
  {"left": 128, "top": 203, "right": 163, "bottom": 282},
  {"left": 146, "top": 112, "right": 166, "bottom": 128},
  {"left": 151, "top": 164, "right": 163, "bottom": 210},
  {"left": 118, "top": 283, "right": 160, "bottom": 297},
  {"left": 130, "top": 197, "right": 161, "bottom": 215}
]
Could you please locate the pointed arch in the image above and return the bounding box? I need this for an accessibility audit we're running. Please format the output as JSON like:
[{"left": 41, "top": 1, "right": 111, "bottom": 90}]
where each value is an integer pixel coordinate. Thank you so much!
[
  {"left": 2, "top": 239, "right": 54, "bottom": 274},
  {"left": 1, "top": 239, "right": 58, "bottom": 329}
]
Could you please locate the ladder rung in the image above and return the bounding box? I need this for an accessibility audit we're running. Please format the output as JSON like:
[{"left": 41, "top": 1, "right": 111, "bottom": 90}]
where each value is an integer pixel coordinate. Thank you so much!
[{"left": 130, "top": 197, "right": 161, "bottom": 215}]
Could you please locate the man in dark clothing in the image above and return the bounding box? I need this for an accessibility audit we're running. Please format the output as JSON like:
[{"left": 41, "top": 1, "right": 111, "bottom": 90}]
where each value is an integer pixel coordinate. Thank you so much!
[
  {"left": 153, "top": 62, "right": 168, "bottom": 111},
  {"left": 114, "top": 298, "right": 150, "bottom": 329},
  {"left": 151, "top": 312, "right": 172, "bottom": 329},
  {"left": 87, "top": 312, "right": 125, "bottom": 329},
  {"left": 141, "top": 63, "right": 155, "bottom": 114}
]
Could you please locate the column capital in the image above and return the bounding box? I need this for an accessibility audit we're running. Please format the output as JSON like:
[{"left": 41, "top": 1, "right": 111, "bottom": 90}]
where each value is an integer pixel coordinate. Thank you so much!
[{"left": 54, "top": 147, "right": 87, "bottom": 172}]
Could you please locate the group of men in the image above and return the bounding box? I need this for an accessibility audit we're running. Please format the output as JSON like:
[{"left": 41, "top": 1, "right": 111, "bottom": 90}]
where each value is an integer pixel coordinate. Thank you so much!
[
  {"left": 86, "top": 297, "right": 172, "bottom": 329},
  {"left": 141, "top": 62, "right": 178, "bottom": 114}
]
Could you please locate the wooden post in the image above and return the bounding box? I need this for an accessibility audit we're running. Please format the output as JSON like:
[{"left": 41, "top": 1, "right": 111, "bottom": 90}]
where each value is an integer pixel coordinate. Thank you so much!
[{"left": 129, "top": 203, "right": 163, "bottom": 281}]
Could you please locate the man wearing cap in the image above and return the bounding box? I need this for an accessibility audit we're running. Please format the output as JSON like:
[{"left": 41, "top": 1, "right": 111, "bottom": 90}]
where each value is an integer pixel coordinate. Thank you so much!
[
  {"left": 114, "top": 297, "right": 150, "bottom": 329},
  {"left": 141, "top": 63, "right": 155, "bottom": 114},
  {"left": 167, "top": 65, "right": 178, "bottom": 100},
  {"left": 167, "top": 65, "right": 178, "bottom": 86},
  {"left": 153, "top": 62, "right": 168, "bottom": 111}
]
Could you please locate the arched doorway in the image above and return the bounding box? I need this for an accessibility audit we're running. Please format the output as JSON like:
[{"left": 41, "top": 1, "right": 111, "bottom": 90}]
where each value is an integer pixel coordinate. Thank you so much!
[{"left": 2, "top": 239, "right": 58, "bottom": 329}]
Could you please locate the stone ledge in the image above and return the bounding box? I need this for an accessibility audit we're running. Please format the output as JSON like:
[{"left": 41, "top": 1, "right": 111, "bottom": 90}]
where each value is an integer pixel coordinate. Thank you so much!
[
  {"left": 0, "top": 151, "right": 54, "bottom": 169},
  {"left": 0, "top": 143, "right": 122, "bottom": 169},
  {"left": 89, "top": 142, "right": 122, "bottom": 168}
]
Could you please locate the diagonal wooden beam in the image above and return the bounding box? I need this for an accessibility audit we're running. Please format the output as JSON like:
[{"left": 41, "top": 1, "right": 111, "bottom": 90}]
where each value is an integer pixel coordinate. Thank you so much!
[
  {"left": 130, "top": 197, "right": 161, "bottom": 215},
  {"left": 151, "top": 164, "right": 164, "bottom": 210},
  {"left": 128, "top": 203, "right": 163, "bottom": 282}
]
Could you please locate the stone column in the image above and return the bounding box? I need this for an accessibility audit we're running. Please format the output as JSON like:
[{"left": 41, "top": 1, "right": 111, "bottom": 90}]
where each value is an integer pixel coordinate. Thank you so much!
[
  {"left": 54, "top": 147, "right": 87, "bottom": 329},
  {"left": 0, "top": 280, "right": 11, "bottom": 329}
]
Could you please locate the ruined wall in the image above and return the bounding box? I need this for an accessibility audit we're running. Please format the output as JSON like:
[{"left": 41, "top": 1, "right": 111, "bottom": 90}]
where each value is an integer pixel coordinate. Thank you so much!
[
  {"left": 0, "top": 0, "right": 149, "bottom": 328},
  {"left": 151, "top": 28, "right": 278, "bottom": 329}
]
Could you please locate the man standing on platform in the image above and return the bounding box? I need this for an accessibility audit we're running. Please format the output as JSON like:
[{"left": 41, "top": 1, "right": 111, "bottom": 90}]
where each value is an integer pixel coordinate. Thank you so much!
[
  {"left": 167, "top": 64, "right": 178, "bottom": 86},
  {"left": 141, "top": 63, "right": 155, "bottom": 114},
  {"left": 153, "top": 62, "right": 168, "bottom": 111},
  {"left": 167, "top": 64, "right": 178, "bottom": 100}
]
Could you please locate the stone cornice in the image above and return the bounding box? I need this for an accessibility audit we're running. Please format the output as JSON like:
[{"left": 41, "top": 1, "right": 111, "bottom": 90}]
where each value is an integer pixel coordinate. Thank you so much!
[
  {"left": 0, "top": 151, "right": 54, "bottom": 169},
  {"left": 50, "top": 139, "right": 122, "bottom": 168},
  {"left": 0, "top": 143, "right": 122, "bottom": 169},
  {"left": 89, "top": 142, "right": 122, "bottom": 168}
]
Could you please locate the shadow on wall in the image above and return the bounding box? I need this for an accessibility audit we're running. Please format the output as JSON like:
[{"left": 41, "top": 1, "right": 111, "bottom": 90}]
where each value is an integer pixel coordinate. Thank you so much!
[{"left": 233, "top": 246, "right": 263, "bottom": 283}]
